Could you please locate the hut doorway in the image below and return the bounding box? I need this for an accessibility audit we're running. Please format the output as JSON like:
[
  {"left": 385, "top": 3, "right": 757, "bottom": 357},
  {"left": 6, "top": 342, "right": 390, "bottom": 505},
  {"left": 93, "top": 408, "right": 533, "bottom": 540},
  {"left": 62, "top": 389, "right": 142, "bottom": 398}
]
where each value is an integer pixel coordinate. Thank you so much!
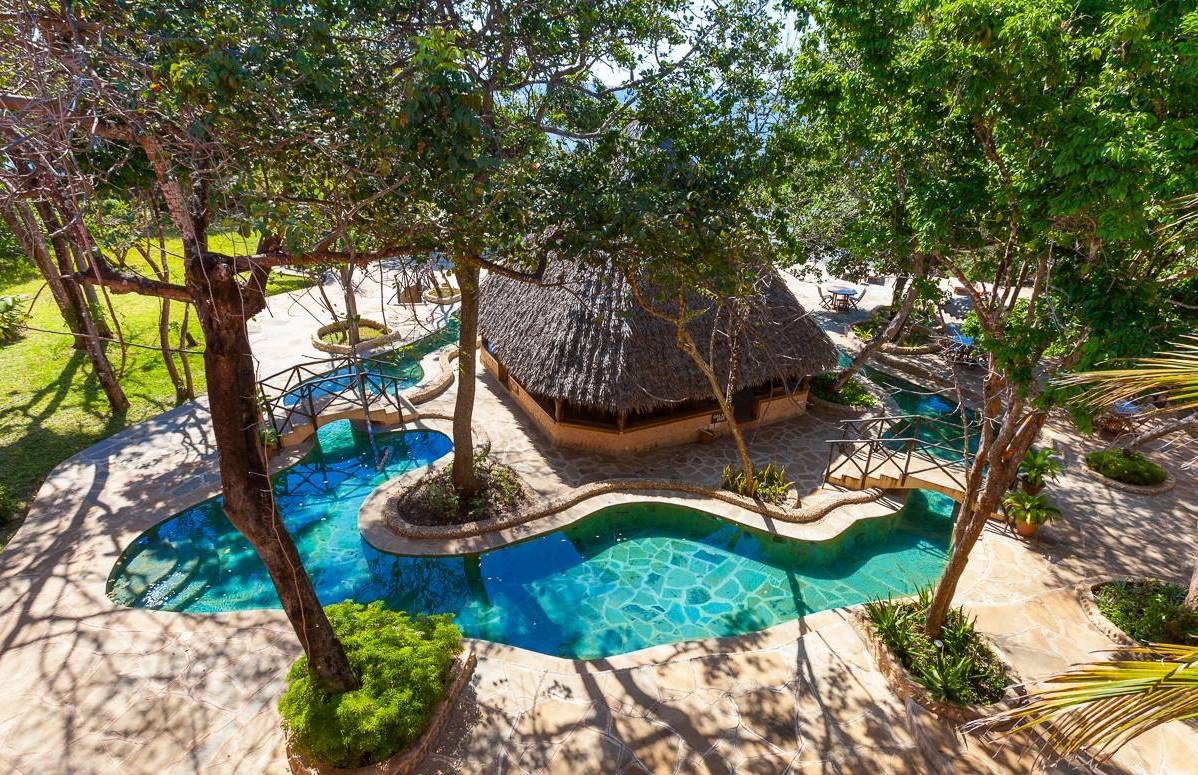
[{"left": 731, "top": 388, "right": 757, "bottom": 423}]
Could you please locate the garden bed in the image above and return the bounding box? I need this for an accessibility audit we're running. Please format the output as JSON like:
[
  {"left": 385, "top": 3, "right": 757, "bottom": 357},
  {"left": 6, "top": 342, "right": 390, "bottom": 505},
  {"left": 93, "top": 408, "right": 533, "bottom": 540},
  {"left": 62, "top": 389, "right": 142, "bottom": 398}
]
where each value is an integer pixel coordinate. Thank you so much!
[
  {"left": 422, "top": 285, "right": 460, "bottom": 305},
  {"left": 392, "top": 450, "right": 530, "bottom": 527},
  {"left": 282, "top": 602, "right": 471, "bottom": 775},
  {"left": 854, "top": 593, "right": 1017, "bottom": 724},
  {"left": 1082, "top": 449, "right": 1175, "bottom": 494},
  {"left": 809, "top": 372, "right": 879, "bottom": 410},
  {"left": 312, "top": 318, "right": 395, "bottom": 355},
  {"left": 1082, "top": 578, "right": 1198, "bottom": 646}
]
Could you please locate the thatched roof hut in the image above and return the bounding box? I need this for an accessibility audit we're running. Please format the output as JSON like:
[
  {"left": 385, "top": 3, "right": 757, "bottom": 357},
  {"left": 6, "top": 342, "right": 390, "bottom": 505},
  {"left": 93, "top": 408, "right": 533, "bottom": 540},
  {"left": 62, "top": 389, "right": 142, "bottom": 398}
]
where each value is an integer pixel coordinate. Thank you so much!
[{"left": 478, "top": 258, "right": 837, "bottom": 453}]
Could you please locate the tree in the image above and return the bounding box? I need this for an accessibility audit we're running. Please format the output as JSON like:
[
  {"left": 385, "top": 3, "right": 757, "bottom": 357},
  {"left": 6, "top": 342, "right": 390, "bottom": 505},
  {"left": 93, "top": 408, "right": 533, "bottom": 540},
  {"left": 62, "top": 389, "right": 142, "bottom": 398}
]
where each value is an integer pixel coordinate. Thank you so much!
[
  {"left": 785, "top": 0, "right": 1198, "bottom": 637},
  {"left": 0, "top": 0, "right": 477, "bottom": 693},
  {"left": 535, "top": 35, "right": 794, "bottom": 492},
  {"left": 402, "top": 0, "right": 764, "bottom": 500},
  {"left": 966, "top": 644, "right": 1198, "bottom": 764}
]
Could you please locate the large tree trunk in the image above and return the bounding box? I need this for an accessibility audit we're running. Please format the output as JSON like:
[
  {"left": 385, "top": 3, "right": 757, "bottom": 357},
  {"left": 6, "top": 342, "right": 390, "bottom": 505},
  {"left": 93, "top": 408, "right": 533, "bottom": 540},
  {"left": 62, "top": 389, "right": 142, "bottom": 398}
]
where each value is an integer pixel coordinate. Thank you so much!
[
  {"left": 1118, "top": 412, "right": 1197, "bottom": 452},
  {"left": 924, "top": 408, "right": 1046, "bottom": 637},
  {"left": 676, "top": 324, "right": 757, "bottom": 495},
  {"left": 340, "top": 263, "right": 360, "bottom": 348},
  {"left": 10, "top": 201, "right": 129, "bottom": 413},
  {"left": 192, "top": 261, "right": 358, "bottom": 693},
  {"left": 1, "top": 202, "right": 84, "bottom": 348},
  {"left": 451, "top": 260, "right": 482, "bottom": 498},
  {"left": 832, "top": 254, "right": 925, "bottom": 393}
]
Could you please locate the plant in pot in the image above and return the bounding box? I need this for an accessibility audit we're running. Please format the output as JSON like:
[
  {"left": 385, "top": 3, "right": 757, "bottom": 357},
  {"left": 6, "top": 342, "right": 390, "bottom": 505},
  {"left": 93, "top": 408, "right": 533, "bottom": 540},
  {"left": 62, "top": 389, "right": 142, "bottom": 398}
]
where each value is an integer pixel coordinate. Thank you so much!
[
  {"left": 1003, "top": 491, "right": 1062, "bottom": 538},
  {"left": 1018, "top": 448, "right": 1062, "bottom": 495}
]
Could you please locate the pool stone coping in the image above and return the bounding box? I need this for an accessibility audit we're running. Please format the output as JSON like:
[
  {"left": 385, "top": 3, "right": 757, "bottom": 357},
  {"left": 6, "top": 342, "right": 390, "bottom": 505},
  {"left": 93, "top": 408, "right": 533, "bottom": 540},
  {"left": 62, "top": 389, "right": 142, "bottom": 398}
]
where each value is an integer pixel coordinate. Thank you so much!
[
  {"left": 1077, "top": 455, "right": 1177, "bottom": 495},
  {"left": 285, "top": 651, "right": 476, "bottom": 775}
]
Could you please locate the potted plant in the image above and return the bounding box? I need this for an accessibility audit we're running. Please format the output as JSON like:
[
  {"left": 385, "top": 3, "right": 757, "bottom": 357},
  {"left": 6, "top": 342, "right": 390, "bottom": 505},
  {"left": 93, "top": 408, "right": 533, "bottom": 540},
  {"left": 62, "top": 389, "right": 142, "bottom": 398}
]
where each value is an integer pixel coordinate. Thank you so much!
[
  {"left": 1018, "top": 448, "right": 1062, "bottom": 495},
  {"left": 1003, "top": 491, "right": 1062, "bottom": 538}
]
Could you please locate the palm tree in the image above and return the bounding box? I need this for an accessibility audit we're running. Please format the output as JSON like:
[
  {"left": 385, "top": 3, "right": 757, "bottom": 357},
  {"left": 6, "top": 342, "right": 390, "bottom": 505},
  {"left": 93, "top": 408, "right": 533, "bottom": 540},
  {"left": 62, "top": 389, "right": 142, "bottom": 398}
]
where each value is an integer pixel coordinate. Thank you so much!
[
  {"left": 965, "top": 644, "right": 1198, "bottom": 763},
  {"left": 1060, "top": 335, "right": 1198, "bottom": 414}
]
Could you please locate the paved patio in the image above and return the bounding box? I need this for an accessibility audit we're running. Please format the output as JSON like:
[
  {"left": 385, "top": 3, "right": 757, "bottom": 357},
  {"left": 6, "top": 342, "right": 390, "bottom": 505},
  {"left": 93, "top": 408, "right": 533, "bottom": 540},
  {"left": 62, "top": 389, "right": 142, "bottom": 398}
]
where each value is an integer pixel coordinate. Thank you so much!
[{"left": 1, "top": 278, "right": 1197, "bottom": 773}]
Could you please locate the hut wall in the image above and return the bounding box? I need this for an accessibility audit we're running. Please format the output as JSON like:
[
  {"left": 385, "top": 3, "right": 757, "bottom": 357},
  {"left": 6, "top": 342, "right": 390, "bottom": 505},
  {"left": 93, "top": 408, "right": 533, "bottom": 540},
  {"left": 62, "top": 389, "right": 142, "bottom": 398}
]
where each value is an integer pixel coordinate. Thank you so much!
[{"left": 482, "top": 347, "right": 812, "bottom": 454}]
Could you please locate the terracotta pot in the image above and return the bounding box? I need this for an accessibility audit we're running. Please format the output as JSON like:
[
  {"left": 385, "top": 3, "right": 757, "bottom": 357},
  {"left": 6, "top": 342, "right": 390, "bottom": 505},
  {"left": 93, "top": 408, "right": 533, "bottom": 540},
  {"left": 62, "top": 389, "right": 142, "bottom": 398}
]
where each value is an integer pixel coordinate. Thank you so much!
[
  {"left": 1019, "top": 477, "right": 1044, "bottom": 496},
  {"left": 1013, "top": 520, "right": 1039, "bottom": 538}
]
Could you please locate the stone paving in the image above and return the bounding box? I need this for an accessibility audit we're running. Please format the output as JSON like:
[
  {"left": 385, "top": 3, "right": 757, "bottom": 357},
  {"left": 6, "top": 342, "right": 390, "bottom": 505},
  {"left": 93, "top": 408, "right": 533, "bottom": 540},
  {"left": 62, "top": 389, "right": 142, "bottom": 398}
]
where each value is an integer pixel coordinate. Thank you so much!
[{"left": 1, "top": 276, "right": 1198, "bottom": 773}]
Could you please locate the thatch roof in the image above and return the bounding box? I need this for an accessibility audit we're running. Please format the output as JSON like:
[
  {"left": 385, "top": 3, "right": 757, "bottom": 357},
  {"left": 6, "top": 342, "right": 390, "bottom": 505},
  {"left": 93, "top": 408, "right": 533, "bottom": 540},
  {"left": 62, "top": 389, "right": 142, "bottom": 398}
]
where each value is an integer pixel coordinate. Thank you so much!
[{"left": 478, "top": 259, "right": 837, "bottom": 415}]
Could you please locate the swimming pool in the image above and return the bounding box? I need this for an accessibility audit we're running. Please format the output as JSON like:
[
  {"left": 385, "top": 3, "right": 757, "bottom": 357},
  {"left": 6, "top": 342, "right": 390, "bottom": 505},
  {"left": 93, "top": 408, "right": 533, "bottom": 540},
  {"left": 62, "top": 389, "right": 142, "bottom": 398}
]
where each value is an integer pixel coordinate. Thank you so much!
[{"left": 108, "top": 420, "right": 955, "bottom": 659}]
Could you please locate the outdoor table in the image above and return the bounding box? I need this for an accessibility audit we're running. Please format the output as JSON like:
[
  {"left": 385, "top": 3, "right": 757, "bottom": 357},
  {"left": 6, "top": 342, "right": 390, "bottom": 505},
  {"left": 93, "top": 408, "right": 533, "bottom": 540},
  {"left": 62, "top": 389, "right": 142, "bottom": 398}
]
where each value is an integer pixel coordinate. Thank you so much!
[{"left": 830, "top": 287, "right": 857, "bottom": 311}]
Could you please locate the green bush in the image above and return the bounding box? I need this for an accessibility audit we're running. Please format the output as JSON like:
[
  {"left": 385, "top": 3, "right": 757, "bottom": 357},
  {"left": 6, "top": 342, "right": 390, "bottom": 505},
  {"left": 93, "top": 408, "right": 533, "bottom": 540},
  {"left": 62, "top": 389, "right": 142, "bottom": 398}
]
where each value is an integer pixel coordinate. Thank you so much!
[
  {"left": 279, "top": 602, "right": 462, "bottom": 768},
  {"left": 864, "top": 588, "right": 1009, "bottom": 705},
  {"left": 810, "top": 372, "right": 878, "bottom": 409},
  {"left": 721, "top": 461, "right": 793, "bottom": 505},
  {"left": 1094, "top": 579, "right": 1198, "bottom": 644},
  {"left": 0, "top": 483, "right": 14, "bottom": 524},
  {"left": 1085, "top": 448, "right": 1167, "bottom": 486},
  {"left": 0, "top": 295, "right": 26, "bottom": 343},
  {"left": 401, "top": 447, "right": 525, "bottom": 525}
]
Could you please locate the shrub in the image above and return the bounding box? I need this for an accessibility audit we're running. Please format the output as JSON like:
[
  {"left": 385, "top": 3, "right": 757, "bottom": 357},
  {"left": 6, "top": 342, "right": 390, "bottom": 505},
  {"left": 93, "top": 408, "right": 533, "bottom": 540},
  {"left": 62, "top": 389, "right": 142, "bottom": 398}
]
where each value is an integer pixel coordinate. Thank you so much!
[
  {"left": 0, "top": 295, "right": 26, "bottom": 343},
  {"left": 399, "top": 447, "right": 525, "bottom": 525},
  {"left": 1094, "top": 579, "right": 1198, "bottom": 644},
  {"left": 1018, "top": 448, "right": 1062, "bottom": 488},
  {"left": 0, "top": 483, "right": 14, "bottom": 524},
  {"left": 279, "top": 602, "right": 463, "bottom": 768},
  {"left": 1002, "top": 491, "right": 1062, "bottom": 527},
  {"left": 721, "top": 462, "right": 793, "bottom": 505},
  {"left": 809, "top": 372, "right": 878, "bottom": 409},
  {"left": 1085, "top": 448, "right": 1167, "bottom": 486},
  {"left": 864, "top": 588, "right": 1009, "bottom": 705}
]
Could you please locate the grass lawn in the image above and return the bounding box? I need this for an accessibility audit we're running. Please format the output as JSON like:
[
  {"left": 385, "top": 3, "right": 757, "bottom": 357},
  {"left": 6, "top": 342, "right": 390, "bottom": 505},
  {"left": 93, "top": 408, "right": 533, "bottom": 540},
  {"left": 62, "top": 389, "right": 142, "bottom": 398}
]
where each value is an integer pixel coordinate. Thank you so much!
[{"left": 0, "top": 232, "right": 310, "bottom": 548}]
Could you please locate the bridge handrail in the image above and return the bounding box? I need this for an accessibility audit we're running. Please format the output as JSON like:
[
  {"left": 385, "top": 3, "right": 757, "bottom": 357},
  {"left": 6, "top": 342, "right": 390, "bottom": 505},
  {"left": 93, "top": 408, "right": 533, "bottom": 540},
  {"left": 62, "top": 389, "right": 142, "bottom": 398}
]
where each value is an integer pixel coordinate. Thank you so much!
[
  {"left": 823, "top": 412, "right": 974, "bottom": 492},
  {"left": 258, "top": 358, "right": 415, "bottom": 438}
]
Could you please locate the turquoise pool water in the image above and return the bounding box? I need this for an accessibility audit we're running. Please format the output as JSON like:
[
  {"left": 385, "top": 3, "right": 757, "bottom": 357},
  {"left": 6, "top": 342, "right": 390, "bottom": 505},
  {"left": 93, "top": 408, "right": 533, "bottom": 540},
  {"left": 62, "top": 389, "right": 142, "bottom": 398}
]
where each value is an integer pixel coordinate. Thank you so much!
[
  {"left": 281, "top": 317, "right": 460, "bottom": 407},
  {"left": 108, "top": 420, "right": 956, "bottom": 659}
]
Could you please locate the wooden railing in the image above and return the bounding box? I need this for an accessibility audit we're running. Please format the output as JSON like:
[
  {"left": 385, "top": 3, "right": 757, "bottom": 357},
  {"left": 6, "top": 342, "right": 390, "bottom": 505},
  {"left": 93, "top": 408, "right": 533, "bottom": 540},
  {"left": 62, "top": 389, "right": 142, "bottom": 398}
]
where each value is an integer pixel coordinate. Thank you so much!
[
  {"left": 824, "top": 413, "right": 974, "bottom": 493},
  {"left": 258, "top": 353, "right": 413, "bottom": 439}
]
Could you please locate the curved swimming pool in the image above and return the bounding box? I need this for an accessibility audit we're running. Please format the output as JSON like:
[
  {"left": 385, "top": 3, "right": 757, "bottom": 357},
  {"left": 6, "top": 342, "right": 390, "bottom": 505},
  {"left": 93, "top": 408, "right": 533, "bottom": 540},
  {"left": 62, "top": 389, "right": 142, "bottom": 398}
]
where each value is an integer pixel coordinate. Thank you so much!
[{"left": 109, "top": 420, "right": 954, "bottom": 659}]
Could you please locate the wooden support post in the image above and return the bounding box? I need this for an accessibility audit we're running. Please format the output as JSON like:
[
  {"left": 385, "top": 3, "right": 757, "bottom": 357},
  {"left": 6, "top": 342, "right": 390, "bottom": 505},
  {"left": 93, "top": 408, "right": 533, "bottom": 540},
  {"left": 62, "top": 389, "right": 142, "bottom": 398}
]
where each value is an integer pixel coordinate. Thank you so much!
[
  {"left": 554, "top": 398, "right": 563, "bottom": 423},
  {"left": 617, "top": 412, "right": 627, "bottom": 432}
]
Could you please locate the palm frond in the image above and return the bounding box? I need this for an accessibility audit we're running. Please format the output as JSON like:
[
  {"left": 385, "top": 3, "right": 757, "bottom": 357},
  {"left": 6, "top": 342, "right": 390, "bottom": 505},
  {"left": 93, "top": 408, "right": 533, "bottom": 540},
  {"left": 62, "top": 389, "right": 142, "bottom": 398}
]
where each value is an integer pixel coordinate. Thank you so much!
[
  {"left": 965, "top": 644, "right": 1198, "bottom": 762},
  {"left": 1057, "top": 336, "right": 1198, "bottom": 413}
]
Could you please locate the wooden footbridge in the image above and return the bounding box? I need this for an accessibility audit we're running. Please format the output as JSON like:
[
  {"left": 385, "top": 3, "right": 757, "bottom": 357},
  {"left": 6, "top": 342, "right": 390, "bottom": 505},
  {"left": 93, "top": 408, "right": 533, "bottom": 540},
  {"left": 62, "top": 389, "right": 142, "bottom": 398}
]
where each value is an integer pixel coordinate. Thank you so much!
[
  {"left": 824, "top": 414, "right": 973, "bottom": 502},
  {"left": 258, "top": 354, "right": 416, "bottom": 447}
]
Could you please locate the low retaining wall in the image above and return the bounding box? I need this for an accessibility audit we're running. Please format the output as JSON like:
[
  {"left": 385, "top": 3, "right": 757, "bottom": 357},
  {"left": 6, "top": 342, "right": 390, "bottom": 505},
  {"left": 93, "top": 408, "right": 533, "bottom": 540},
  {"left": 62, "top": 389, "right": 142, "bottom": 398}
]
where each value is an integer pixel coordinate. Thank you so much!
[
  {"left": 311, "top": 319, "right": 394, "bottom": 356},
  {"left": 286, "top": 651, "right": 477, "bottom": 775},
  {"left": 371, "top": 470, "right": 885, "bottom": 544}
]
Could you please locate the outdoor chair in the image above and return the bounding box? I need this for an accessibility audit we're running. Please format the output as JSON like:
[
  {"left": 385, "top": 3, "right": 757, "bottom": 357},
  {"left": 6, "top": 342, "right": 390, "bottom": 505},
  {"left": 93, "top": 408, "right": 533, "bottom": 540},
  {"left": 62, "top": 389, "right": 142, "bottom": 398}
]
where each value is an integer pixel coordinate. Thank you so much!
[
  {"left": 818, "top": 286, "right": 836, "bottom": 310},
  {"left": 847, "top": 287, "right": 867, "bottom": 309}
]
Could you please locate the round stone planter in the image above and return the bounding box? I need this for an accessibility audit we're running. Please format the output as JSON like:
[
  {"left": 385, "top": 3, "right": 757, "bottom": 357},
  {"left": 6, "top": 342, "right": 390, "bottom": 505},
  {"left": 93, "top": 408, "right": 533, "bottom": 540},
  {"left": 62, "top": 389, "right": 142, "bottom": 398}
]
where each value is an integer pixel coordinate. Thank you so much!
[
  {"left": 852, "top": 611, "right": 1022, "bottom": 725},
  {"left": 285, "top": 651, "right": 476, "bottom": 775},
  {"left": 1079, "top": 456, "right": 1176, "bottom": 495},
  {"left": 1077, "top": 577, "right": 1178, "bottom": 648},
  {"left": 422, "top": 287, "right": 460, "bottom": 305},
  {"left": 312, "top": 318, "right": 392, "bottom": 355}
]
